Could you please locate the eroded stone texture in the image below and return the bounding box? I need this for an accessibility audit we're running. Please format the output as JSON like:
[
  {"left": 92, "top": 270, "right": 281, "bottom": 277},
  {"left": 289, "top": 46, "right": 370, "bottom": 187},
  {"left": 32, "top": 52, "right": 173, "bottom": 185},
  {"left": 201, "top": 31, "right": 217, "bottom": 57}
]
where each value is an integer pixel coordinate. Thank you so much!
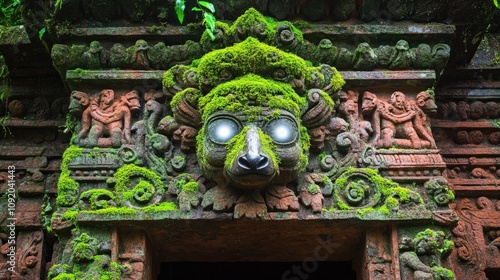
[
  {"left": 399, "top": 229, "right": 454, "bottom": 280},
  {"left": 4, "top": 3, "right": 487, "bottom": 279}
]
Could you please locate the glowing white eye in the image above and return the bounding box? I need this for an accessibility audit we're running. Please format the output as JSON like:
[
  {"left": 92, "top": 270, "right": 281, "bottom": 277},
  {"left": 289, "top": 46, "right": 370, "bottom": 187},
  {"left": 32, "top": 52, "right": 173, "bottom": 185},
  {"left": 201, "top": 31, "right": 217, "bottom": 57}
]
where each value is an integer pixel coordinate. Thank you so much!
[
  {"left": 266, "top": 118, "right": 298, "bottom": 144},
  {"left": 207, "top": 118, "right": 240, "bottom": 144}
]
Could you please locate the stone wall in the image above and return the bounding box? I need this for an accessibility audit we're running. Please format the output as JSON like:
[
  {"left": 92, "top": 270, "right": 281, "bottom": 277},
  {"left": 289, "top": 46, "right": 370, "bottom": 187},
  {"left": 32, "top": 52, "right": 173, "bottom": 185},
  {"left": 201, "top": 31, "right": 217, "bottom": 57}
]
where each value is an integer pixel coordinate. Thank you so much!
[{"left": 0, "top": 1, "right": 499, "bottom": 279}]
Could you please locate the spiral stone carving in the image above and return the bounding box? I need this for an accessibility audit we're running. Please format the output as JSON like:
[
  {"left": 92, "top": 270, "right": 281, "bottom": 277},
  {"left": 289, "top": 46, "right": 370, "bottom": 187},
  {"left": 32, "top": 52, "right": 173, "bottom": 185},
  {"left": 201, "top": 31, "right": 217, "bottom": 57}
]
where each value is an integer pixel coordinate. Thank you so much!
[
  {"left": 110, "top": 164, "right": 164, "bottom": 209},
  {"left": 424, "top": 177, "right": 454, "bottom": 207},
  {"left": 334, "top": 169, "right": 381, "bottom": 208},
  {"left": 119, "top": 146, "right": 138, "bottom": 164}
]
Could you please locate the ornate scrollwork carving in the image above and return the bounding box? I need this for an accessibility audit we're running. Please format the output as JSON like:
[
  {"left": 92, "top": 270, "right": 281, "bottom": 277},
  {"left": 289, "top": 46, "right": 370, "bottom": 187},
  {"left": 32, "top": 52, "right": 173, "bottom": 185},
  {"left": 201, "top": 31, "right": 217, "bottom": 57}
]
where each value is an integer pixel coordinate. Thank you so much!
[
  {"left": 334, "top": 169, "right": 382, "bottom": 209},
  {"left": 425, "top": 177, "right": 455, "bottom": 207},
  {"left": 108, "top": 165, "right": 164, "bottom": 209}
]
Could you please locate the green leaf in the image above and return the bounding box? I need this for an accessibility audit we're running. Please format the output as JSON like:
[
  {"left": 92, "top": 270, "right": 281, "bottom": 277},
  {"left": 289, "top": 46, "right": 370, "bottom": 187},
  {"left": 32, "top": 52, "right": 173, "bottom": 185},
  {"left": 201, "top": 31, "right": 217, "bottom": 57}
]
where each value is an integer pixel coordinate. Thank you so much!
[
  {"left": 175, "top": 0, "right": 185, "bottom": 24},
  {"left": 205, "top": 28, "right": 215, "bottom": 41},
  {"left": 198, "top": 1, "right": 215, "bottom": 13},
  {"left": 38, "top": 27, "right": 46, "bottom": 40},
  {"left": 191, "top": 7, "right": 203, "bottom": 12},
  {"left": 495, "top": 0, "right": 500, "bottom": 8},
  {"left": 203, "top": 12, "right": 216, "bottom": 31}
]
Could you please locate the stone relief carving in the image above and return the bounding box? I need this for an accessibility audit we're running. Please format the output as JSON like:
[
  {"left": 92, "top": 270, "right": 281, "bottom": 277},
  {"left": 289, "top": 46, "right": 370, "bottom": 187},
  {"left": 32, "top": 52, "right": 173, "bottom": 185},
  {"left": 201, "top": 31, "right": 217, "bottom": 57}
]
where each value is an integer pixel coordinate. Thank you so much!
[
  {"left": 47, "top": 232, "right": 120, "bottom": 280},
  {"left": 0, "top": 231, "right": 44, "bottom": 280},
  {"left": 51, "top": 8, "right": 450, "bottom": 78},
  {"left": 71, "top": 89, "right": 138, "bottom": 148},
  {"left": 399, "top": 229, "right": 455, "bottom": 280},
  {"left": 43, "top": 8, "right": 460, "bottom": 280},
  {"left": 58, "top": 9, "right": 449, "bottom": 221},
  {"left": 361, "top": 91, "right": 437, "bottom": 149}
]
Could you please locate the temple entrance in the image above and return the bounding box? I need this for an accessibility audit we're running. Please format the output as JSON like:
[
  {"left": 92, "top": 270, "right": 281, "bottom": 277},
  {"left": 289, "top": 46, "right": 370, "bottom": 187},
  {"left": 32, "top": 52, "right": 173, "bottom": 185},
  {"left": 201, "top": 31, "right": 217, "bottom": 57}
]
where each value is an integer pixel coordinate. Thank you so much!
[{"left": 157, "top": 261, "right": 357, "bottom": 280}]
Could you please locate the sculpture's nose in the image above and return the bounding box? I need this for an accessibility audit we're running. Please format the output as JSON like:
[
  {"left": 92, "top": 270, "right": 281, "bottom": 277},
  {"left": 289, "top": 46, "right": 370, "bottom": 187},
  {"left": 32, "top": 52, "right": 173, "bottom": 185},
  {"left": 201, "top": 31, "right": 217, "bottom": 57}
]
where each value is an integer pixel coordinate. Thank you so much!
[{"left": 237, "top": 127, "right": 270, "bottom": 171}]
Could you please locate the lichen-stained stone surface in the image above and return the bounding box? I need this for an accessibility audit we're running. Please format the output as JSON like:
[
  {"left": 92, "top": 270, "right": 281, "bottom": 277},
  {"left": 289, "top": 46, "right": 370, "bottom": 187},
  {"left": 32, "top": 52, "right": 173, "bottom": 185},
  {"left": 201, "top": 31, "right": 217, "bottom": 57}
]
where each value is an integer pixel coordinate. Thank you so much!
[
  {"left": 2, "top": 1, "right": 499, "bottom": 279},
  {"left": 36, "top": 8, "right": 459, "bottom": 280}
]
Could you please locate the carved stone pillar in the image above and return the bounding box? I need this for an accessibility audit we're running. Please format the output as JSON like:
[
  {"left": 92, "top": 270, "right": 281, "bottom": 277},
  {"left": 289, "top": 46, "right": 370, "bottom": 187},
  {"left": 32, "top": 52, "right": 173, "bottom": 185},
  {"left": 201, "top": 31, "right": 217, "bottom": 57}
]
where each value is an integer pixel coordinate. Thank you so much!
[
  {"left": 118, "top": 229, "right": 158, "bottom": 280},
  {"left": 355, "top": 226, "right": 395, "bottom": 280}
]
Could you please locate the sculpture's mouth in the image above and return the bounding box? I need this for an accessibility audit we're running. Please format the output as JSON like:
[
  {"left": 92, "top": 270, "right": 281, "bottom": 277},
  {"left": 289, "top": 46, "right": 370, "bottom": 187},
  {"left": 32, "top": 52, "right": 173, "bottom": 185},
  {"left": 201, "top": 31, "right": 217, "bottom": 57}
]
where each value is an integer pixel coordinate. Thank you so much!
[{"left": 225, "top": 168, "right": 276, "bottom": 189}]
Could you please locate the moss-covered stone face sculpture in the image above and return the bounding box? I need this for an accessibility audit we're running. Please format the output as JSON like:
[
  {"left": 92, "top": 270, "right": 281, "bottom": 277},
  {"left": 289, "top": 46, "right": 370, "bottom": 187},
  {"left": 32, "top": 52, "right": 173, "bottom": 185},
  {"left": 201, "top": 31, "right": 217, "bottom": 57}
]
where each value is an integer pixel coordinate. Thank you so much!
[
  {"left": 165, "top": 37, "right": 340, "bottom": 218},
  {"left": 197, "top": 75, "right": 308, "bottom": 190}
]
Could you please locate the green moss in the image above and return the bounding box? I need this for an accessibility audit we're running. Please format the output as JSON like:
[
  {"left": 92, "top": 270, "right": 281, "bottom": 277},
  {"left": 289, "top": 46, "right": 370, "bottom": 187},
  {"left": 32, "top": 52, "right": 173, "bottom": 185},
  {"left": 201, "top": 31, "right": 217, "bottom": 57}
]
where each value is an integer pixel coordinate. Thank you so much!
[
  {"left": 330, "top": 67, "right": 345, "bottom": 92},
  {"left": 112, "top": 164, "right": 164, "bottom": 205},
  {"left": 227, "top": 8, "right": 275, "bottom": 42},
  {"left": 443, "top": 239, "right": 454, "bottom": 252},
  {"left": 61, "top": 208, "right": 78, "bottom": 223},
  {"left": 170, "top": 88, "right": 201, "bottom": 111},
  {"left": 337, "top": 199, "right": 350, "bottom": 211},
  {"left": 143, "top": 202, "right": 178, "bottom": 213},
  {"left": 0, "top": 0, "right": 22, "bottom": 26},
  {"left": 81, "top": 207, "right": 137, "bottom": 216},
  {"left": 356, "top": 207, "right": 375, "bottom": 217},
  {"left": 56, "top": 146, "right": 83, "bottom": 206},
  {"left": 264, "top": 109, "right": 281, "bottom": 121},
  {"left": 198, "top": 74, "right": 306, "bottom": 120},
  {"left": 298, "top": 126, "right": 311, "bottom": 172},
  {"left": 385, "top": 196, "right": 399, "bottom": 209},
  {"left": 308, "top": 184, "right": 320, "bottom": 195},
  {"left": 99, "top": 261, "right": 122, "bottom": 280},
  {"left": 200, "top": 21, "right": 230, "bottom": 46},
  {"left": 432, "top": 267, "right": 455, "bottom": 279},
  {"left": 292, "top": 20, "right": 309, "bottom": 29},
  {"left": 79, "top": 189, "right": 115, "bottom": 209},
  {"left": 52, "top": 274, "right": 75, "bottom": 280},
  {"left": 333, "top": 167, "right": 422, "bottom": 215},
  {"left": 223, "top": 127, "right": 280, "bottom": 170},
  {"left": 162, "top": 69, "right": 176, "bottom": 88},
  {"left": 378, "top": 204, "right": 390, "bottom": 215},
  {"left": 182, "top": 181, "right": 199, "bottom": 193},
  {"left": 196, "top": 37, "right": 307, "bottom": 86},
  {"left": 122, "top": 181, "right": 154, "bottom": 203}
]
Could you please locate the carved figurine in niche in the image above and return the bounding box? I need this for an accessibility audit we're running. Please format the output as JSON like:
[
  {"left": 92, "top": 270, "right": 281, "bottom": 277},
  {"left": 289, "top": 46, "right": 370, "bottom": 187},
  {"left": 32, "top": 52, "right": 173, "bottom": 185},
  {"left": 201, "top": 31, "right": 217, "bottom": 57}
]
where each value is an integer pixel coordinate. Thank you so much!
[
  {"left": 361, "top": 91, "right": 437, "bottom": 149},
  {"left": 163, "top": 37, "right": 345, "bottom": 218},
  {"left": 399, "top": 229, "right": 454, "bottom": 280},
  {"left": 71, "top": 89, "right": 139, "bottom": 148}
]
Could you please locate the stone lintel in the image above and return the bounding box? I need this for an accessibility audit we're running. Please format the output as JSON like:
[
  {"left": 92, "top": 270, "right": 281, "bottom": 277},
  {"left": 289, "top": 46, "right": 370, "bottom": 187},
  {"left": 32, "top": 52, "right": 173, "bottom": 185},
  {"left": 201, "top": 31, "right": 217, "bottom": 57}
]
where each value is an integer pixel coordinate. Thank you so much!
[
  {"left": 55, "top": 23, "right": 455, "bottom": 46},
  {"left": 340, "top": 70, "right": 436, "bottom": 89},
  {"left": 437, "top": 88, "right": 500, "bottom": 100},
  {"left": 65, "top": 70, "right": 165, "bottom": 90},
  {"left": 0, "top": 144, "right": 67, "bottom": 158},
  {"left": 65, "top": 69, "right": 437, "bottom": 90},
  {"left": 4, "top": 119, "right": 65, "bottom": 128},
  {"left": 439, "top": 147, "right": 500, "bottom": 156},
  {"left": 449, "top": 181, "right": 500, "bottom": 196},
  {"left": 432, "top": 119, "right": 498, "bottom": 129},
  {"left": 76, "top": 210, "right": 433, "bottom": 224},
  {"left": 77, "top": 219, "right": 426, "bottom": 263}
]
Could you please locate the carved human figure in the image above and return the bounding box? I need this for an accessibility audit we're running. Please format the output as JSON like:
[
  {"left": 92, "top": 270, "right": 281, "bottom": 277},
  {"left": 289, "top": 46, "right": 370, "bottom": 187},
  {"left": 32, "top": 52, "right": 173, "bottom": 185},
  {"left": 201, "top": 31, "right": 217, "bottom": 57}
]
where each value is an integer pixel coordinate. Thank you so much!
[
  {"left": 362, "top": 91, "right": 436, "bottom": 149},
  {"left": 77, "top": 89, "right": 132, "bottom": 148},
  {"left": 399, "top": 230, "right": 454, "bottom": 280},
  {"left": 413, "top": 91, "right": 437, "bottom": 148}
]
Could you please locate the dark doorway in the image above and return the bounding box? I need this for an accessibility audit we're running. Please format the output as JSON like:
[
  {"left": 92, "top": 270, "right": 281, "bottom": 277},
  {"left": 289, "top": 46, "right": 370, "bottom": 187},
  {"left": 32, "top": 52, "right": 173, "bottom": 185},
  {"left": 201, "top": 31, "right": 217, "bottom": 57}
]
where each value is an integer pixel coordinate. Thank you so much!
[
  {"left": 486, "top": 268, "right": 500, "bottom": 280},
  {"left": 157, "top": 261, "right": 356, "bottom": 280}
]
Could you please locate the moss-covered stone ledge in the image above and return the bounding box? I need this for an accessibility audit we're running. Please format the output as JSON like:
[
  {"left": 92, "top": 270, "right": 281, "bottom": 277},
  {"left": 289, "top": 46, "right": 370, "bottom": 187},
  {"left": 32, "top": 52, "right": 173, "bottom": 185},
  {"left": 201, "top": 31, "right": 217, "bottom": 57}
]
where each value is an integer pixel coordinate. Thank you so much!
[
  {"left": 65, "top": 69, "right": 165, "bottom": 89},
  {"left": 72, "top": 209, "right": 436, "bottom": 223},
  {"left": 0, "top": 25, "right": 30, "bottom": 46},
  {"left": 64, "top": 69, "right": 438, "bottom": 91}
]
